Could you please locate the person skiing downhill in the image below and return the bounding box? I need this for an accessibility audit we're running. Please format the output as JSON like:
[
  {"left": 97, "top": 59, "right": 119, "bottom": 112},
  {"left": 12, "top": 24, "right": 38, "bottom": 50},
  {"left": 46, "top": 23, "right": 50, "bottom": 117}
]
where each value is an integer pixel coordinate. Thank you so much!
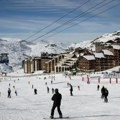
[
  {"left": 101, "top": 86, "right": 105, "bottom": 98},
  {"left": 34, "top": 88, "right": 37, "bottom": 95},
  {"left": 104, "top": 88, "right": 109, "bottom": 102},
  {"left": 50, "top": 88, "right": 62, "bottom": 119},
  {"left": 70, "top": 84, "right": 73, "bottom": 96},
  {"left": 97, "top": 85, "right": 100, "bottom": 91},
  {"left": 8, "top": 88, "right": 11, "bottom": 98}
]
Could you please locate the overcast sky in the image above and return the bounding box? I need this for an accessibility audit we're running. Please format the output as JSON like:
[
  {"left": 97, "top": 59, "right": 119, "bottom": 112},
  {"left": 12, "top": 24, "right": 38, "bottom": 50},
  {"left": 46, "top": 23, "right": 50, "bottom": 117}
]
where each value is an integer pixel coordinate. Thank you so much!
[{"left": 0, "top": 0, "right": 120, "bottom": 43}]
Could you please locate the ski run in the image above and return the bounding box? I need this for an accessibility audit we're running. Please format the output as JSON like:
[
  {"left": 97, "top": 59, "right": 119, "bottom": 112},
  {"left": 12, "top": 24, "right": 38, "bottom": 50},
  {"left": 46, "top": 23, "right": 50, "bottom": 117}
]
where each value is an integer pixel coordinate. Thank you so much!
[{"left": 0, "top": 69, "right": 120, "bottom": 120}]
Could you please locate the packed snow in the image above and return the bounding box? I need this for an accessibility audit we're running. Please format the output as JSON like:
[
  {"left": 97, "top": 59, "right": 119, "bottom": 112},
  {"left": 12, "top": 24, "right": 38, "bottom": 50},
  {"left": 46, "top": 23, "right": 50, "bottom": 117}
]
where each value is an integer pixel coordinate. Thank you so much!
[{"left": 0, "top": 69, "right": 120, "bottom": 120}]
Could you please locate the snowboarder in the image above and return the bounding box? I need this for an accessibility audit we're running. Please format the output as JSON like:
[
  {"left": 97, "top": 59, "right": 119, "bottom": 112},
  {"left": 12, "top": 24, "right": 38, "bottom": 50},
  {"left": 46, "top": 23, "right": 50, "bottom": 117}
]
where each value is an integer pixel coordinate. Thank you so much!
[
  {"left": 50, "top": 88, "right": 62, "bottom": 119},
  {"left": 34, "top": 88, "right": 37, "bottom": 95},
  {"left": 8, "top": 88, "right": 11, "bottom": 98},
  {"left": 70, "top": 84, "right": 73, "bottom": 96}
]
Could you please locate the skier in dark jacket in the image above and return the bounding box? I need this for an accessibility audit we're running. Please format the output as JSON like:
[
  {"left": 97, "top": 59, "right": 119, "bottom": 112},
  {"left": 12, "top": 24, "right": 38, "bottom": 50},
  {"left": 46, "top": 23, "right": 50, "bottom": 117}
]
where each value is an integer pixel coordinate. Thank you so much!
[
  {"left": 8, "top": 88, "right": 11, "bottom": 98},
  {"left": 101, "top": 86, "right": 105, "bottom": 98},
  {"left": 34, "top": 88, "right": 37, "bottom": 95},
  {"left": 70, "top": 84, "right": 73, "bottom": 96},
  {"left": 97, "top": 85, "right": 100, "bottom": 91},
  {"left": 104, "top": 88, "right": 109, "bottom": 102},
  {"left": 50, "top": 88, "right": 62, "bottom": 119}
]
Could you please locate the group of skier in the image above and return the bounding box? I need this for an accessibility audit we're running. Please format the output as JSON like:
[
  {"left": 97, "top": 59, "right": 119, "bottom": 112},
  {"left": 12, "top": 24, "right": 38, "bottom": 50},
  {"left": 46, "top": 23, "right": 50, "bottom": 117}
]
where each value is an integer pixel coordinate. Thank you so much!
[
  {"left": 5, "top": 75, "right": 110, "bottom": 120},
  {"left": 97, "top": 85, "right": 109, "bottom": 102},
  {"left": 7, "top": 83, "right": 18, "bottom": 98}
]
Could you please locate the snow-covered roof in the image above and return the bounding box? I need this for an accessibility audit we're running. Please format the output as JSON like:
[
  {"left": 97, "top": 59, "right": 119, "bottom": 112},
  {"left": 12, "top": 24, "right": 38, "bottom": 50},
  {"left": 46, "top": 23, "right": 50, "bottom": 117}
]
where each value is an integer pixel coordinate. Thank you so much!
[
  {"left": 83, "top": 55, "right": 95, "bottom": 60},
  {"left": 102, "top": 50, "right": 113, "bottom": 56},
  {"left": 112, "top": 45, "right": 120, "bottom": 50},
  {"left": 93, "top": 52, "right": 105, "bottom": 58}
]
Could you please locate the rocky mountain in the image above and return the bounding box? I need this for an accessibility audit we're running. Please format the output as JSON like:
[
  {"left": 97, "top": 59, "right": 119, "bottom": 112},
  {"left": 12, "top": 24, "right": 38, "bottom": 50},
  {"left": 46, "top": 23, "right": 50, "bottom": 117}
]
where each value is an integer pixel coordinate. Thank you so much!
[
  {"left": 68, "top": 31, "right": 120, "bottom": 51},
  {"left": 0, "top": 31, "right": 120, "bottom": 73},
  {"left": 0, "top": 38, "right": 68, "bottom": 72}
]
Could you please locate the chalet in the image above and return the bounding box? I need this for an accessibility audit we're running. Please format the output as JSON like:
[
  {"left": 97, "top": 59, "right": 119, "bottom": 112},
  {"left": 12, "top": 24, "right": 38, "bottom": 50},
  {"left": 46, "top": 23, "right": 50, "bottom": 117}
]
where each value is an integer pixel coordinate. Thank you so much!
[
  {"left": 93, "top": 52, "right": 105, "bottom": 71},
  {"left": 78, "top": 55, "right": 96, "bottom": 72}
]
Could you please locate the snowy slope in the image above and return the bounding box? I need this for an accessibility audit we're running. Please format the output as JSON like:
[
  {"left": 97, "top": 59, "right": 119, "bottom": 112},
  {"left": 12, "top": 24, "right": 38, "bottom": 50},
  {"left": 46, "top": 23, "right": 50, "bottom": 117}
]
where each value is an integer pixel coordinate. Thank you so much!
[
  {"left": 30, "top": 40, "right": 67, "bottom": 56},
  {"left": 93, "top": 31, "right": 120, "bottom": 43},
  {"left": 0, "top": 71, "right": 120, "bottom": 120},
  {"left": 69, "top": 31, "right": 120, "bottom": 51}
]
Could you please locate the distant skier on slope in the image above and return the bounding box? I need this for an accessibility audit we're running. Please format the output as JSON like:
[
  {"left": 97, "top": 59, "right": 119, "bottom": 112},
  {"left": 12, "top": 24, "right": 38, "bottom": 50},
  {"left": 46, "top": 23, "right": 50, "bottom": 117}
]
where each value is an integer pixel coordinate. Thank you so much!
[
  {"left": 47, "top": 86, "right": 49, "bottom": 93},
  {"left": 97, "top": 85, "right": 100, "bottom": 91},
  {"left": 104, "top": 88, "right": 109, "bottom": 102},
  {"left": 69, "top": 84, "right": 73, "bottom": 96},
  {"left": 15, "top": 90, "right": 17, "bottom": 96},
  {"left": 34, "top": 88, "right": 37, "bottom": 95},
  {"left": 101, "top": 86, "right": 105, "bottom": 98},
  {"left": 8, "top": 88, "right": 11, "bottom": 98}
]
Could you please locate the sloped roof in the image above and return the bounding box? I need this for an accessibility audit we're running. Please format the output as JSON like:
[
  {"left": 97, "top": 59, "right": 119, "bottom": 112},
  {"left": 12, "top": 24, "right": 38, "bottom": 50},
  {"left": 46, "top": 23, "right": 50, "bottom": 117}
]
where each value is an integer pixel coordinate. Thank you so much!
[
  {"left": 112, "top": 45, "right": 120, "bottom": 50},
  {"left": 102, "top": 50, "right": 113, "bottom": 55},
  {"left": 93, "top": 52, "right": 105, "bottom": 58},
  {"left": 83, "top": 55, "right": 95, "bottom": 60}
]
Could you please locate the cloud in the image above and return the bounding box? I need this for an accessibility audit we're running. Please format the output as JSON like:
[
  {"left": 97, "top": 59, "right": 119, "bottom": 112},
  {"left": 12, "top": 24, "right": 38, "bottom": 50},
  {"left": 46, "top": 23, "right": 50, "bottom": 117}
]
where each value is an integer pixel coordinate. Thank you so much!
[{"left": 0, "top": 0, "right": 120, "bottom": 43}]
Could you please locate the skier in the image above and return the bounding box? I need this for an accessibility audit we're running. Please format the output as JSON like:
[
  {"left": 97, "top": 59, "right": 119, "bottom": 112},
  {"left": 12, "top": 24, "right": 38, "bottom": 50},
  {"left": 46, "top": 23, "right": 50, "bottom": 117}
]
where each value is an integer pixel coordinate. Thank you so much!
[
  {"left": 101, "top": 86, "right": 105, "bottom": 98},
  {"left": 104, "top": 88, "right": 109, "bottom": 102},
  {"left": 50, "top": 88, "right": 62, "bottom": 119},
  {"left": 13, "top": 86, "right": 15, "bottom": 89},
  {"left": 45, "top": 82, "right": 47, "bottom": 85},
  {"left": 15, "top": 90, "right": 17, "bottom": 96},
  {"left": 47, "top": 86, "right": 49, "bottom": 93},
  {"left": 32, "top": 84, "right": 34, "bottom": 89},
  {"left": 78, "top": 85, "right": 80, "bottom": 90},
  {"left": 52, "top": 88, "right": 54, "bottom": 94},
  {"left": 8, "top": 88, "right": 11, "bottom": 98},
  {"left": 28, "top": 81, "right": 30, "bottom": 84},
  {"left": 51, "top": 80, "right": 53, "bottom": 84},
  {"left": 69, "top": 84, "right": 73, "bottom": 96},
  {"left": 44, "top": 77, "right": 46, "bottom": 80},
  {"left": 97, "top": 85, "right": 100, "bottom": 91},
  {"left": 34, "top": 88, "right": 37, "bottom": 95}
]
